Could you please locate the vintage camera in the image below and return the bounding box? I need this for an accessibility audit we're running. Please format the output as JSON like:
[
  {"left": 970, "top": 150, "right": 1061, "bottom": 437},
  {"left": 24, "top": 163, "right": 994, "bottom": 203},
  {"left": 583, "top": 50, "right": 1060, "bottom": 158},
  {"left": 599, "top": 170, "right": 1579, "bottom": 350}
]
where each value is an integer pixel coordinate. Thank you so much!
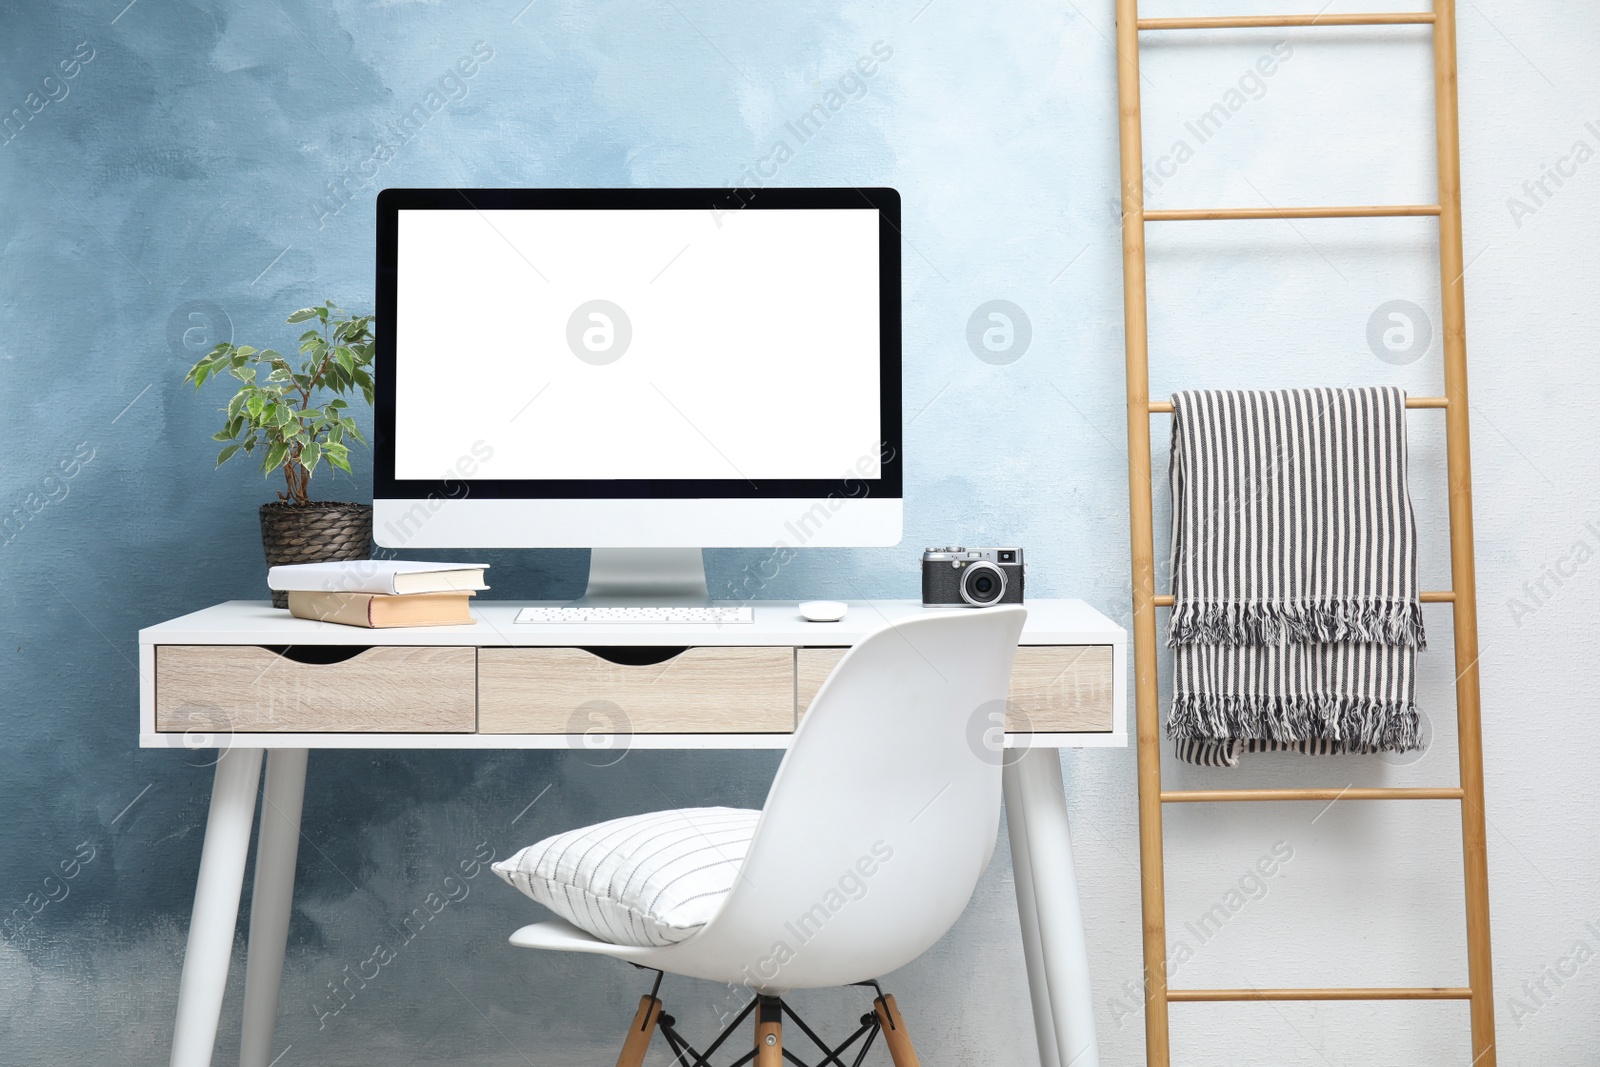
[{"left": 921, "top": 547, "right": 1025, "bottom": 607}]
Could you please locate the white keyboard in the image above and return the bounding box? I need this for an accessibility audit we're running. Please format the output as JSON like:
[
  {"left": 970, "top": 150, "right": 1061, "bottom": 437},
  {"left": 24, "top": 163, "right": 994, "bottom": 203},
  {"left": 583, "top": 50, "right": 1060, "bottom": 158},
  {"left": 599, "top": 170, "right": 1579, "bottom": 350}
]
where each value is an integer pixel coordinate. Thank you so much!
[{"left": 514, "top": 605, "right": 755, "bottom": 625}]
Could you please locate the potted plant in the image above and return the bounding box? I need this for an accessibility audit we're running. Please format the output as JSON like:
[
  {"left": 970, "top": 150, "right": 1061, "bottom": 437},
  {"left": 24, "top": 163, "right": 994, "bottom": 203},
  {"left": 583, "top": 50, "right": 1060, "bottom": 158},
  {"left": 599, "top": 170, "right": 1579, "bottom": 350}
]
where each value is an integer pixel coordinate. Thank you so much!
[{"left": 186, "top": 301, "right": 375, "bottom": 607}]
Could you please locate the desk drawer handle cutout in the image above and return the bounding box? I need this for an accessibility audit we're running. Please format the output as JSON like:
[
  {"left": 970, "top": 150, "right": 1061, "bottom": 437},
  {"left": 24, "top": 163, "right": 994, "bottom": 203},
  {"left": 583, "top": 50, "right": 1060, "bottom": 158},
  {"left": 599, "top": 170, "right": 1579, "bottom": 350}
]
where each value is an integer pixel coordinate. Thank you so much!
[
  {"left": 256, "top": 645, "right": 372, "bottom": 666},
  {"left": 579, "top": 647, "right": 689, "bottom": 667}
]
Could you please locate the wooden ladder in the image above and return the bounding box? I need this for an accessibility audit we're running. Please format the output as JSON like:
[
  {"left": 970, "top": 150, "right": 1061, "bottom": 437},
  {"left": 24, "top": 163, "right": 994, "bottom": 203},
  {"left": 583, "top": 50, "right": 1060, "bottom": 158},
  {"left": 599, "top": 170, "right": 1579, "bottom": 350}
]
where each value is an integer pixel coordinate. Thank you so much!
[{"left": 1112, "top": 3, "right": 1496, "bottom": 1065}]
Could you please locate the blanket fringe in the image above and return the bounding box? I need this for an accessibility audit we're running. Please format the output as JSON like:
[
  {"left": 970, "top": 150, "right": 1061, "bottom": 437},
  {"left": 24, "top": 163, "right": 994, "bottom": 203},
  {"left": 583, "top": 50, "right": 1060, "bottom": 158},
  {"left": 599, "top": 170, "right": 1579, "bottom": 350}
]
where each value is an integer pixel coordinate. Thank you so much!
[
  {"left": 1167, "top": 598, "right": 1427, "bottom": 650},
  {"left": 1166, "top": 693, "right": 1423, "bottom": 752}
]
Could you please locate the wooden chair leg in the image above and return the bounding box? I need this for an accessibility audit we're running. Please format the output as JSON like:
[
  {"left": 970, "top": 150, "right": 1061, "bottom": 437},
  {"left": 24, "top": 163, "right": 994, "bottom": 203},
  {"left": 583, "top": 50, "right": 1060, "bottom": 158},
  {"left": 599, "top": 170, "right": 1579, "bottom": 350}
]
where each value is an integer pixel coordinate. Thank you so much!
[
  {"left": 754, "top": 995, "right": 783, "bottom": 1067},
  {"left": 873, "top": 994, "right": 921, "bottom": 1067},
  {"left": 614, "top": 995, "right": 661, "bottom": 1067}
]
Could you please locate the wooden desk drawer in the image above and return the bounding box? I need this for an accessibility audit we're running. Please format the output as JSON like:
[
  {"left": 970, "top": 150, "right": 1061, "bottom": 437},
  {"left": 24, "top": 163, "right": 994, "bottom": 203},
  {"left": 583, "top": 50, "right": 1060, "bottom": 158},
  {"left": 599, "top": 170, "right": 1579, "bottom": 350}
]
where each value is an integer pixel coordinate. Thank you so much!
[
  {"left": 478, "top": 647, "right": 794, "bottom": 734},
  {"left": 797, "top": 645, "right": 1114, "bottom": 732},
  {"left": 155, "top": 645, "right": 477, "bottom": 733}
]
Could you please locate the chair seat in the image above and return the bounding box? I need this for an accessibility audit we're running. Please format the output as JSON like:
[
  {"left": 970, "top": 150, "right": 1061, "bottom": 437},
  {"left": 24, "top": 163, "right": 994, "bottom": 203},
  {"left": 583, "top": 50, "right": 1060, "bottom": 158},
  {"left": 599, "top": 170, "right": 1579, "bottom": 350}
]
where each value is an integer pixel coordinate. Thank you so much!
[
  {"left": 493, "top": 806, "right": 759, "bottom": 948},
  {"left": 509, "top": 918, "right": 656, "bottom": 961}
]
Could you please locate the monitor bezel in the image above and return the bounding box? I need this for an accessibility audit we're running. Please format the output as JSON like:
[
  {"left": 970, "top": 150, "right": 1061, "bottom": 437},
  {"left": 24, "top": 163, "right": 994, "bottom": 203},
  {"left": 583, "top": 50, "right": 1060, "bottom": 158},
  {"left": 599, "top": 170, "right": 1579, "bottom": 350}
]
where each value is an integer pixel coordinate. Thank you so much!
[{"left": 374, "top": 187, "right": 902, "bottom": 501}]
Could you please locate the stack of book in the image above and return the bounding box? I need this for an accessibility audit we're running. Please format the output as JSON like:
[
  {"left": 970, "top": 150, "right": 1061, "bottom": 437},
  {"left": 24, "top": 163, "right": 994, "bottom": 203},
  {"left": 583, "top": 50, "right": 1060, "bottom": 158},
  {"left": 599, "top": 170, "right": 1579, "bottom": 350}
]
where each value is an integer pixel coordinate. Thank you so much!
[{"left": 267, "top": 560, "right": 489, "bottom": 628}]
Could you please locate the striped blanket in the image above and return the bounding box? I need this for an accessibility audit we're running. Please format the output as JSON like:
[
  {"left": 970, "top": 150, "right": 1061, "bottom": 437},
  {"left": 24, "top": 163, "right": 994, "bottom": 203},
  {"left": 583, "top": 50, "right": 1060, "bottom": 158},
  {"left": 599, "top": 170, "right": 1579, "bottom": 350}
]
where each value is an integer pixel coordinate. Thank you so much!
[{"left": 1166, "top": 387, "right": 1426, "bottom": 767}]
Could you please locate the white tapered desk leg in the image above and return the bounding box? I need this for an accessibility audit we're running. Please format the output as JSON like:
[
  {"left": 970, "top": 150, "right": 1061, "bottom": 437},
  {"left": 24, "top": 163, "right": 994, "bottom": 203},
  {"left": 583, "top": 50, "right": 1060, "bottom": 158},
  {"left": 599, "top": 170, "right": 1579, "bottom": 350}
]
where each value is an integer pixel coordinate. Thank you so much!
[
  {"left": 171, "top": 747, "right": 265, "bottom": 1067},
  {"left": 1005, "top": 764, "right": 1066, "bottom": 1067},
  {"left": 239, "top": 749, "right": 307, "bottom": 1067},
  {"left": 1004, "top": 747, "right": 1099, "bottom": 1067}
]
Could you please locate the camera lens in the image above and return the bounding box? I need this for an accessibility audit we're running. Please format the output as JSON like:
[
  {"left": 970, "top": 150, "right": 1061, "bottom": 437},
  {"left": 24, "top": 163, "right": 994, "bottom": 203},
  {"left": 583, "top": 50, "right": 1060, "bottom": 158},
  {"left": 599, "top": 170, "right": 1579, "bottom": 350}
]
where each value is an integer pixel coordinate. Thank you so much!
[{"left": 960, "top": 561, "right": 1007, "bottom": 606}]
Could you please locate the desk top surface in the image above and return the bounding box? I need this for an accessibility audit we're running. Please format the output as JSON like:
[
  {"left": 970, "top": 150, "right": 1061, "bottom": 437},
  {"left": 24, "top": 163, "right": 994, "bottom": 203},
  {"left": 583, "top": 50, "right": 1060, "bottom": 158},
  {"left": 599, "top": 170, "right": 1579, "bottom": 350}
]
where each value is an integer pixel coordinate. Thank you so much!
[{"left": 140, "top": 598, "right": 1126, "bottom": 647}]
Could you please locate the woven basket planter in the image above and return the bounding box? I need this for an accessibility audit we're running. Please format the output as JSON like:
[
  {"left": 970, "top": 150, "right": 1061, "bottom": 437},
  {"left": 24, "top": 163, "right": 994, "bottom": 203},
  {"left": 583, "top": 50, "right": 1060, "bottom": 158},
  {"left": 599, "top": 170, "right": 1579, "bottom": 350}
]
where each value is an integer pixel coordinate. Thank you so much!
[{"left": 259, "top": 502, "right": 373, "bottom": 608}]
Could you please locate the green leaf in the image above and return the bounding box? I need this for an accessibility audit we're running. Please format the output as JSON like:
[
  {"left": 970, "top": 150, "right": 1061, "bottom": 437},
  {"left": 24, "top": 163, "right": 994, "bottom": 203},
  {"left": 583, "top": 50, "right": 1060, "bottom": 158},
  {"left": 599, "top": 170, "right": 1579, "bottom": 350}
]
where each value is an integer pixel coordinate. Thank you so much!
[{"left": 187, "top": 301, "right": 374, "bottom": 484}]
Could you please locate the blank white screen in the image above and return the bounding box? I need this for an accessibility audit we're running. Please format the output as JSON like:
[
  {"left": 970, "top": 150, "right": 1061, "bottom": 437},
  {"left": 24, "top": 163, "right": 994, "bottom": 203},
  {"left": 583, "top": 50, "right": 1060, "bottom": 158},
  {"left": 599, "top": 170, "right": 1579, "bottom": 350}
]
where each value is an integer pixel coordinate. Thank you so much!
[{"left": 394, "top": 208, "right": 883, "bottom": 482}]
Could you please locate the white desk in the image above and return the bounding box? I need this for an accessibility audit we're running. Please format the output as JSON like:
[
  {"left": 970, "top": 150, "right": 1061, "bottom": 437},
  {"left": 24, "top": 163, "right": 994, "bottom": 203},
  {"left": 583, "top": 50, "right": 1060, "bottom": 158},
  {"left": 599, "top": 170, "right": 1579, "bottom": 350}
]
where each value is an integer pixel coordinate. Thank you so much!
[{"left": 140, "top": 599, "right": 1126, "bottom": 1067}]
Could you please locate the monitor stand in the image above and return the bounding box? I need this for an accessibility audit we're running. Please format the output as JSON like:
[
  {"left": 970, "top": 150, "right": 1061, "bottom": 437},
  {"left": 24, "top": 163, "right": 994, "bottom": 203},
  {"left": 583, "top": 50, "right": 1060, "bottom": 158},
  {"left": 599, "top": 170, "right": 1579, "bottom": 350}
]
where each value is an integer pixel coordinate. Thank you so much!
[{"left": 572, "top": 548, "right": 712, "bottom": 607}]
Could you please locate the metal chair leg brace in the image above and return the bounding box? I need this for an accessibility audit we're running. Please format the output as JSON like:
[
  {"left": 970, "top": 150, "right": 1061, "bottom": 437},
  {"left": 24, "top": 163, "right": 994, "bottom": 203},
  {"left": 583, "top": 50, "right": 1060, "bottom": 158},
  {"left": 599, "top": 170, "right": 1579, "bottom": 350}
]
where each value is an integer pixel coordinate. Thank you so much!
[{"left": 625, "top": 973, "right": 899, "bottom": 1067}]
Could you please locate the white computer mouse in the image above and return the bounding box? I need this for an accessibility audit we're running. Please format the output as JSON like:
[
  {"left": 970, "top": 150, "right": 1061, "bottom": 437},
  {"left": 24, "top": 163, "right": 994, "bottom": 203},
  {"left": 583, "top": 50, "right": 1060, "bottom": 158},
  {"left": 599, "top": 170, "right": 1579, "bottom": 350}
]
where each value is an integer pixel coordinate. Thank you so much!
[{"left": 798, "top": 600, "right": 848, "bottom": 623}]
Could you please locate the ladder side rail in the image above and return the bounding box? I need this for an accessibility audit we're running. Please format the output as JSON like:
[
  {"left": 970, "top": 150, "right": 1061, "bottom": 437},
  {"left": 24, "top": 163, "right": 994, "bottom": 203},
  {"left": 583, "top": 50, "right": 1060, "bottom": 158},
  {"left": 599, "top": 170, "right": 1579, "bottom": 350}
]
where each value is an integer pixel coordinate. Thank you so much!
[
  {"left": 1431, "top": 2, "right": 1497, "bottom": 1063},
  {"left": 1112, "top": 1, "right": 1171, "bottom": 1065}
]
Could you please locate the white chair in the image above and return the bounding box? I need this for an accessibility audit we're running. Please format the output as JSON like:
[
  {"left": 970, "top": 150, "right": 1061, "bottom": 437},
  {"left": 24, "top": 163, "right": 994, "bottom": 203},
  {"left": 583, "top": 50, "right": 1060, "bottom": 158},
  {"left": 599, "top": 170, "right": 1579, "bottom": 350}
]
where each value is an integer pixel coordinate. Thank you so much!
[{"left": 504, "top": 606, "right": 1027, "bottom": 1067}]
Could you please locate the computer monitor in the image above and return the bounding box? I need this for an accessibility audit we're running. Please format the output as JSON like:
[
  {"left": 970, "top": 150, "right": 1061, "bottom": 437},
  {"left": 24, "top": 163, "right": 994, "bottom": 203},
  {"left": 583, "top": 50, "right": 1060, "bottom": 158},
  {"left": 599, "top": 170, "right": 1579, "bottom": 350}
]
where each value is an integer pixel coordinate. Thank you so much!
[{"left": 373, "top": 187, "right": 902, "bottom": 602}]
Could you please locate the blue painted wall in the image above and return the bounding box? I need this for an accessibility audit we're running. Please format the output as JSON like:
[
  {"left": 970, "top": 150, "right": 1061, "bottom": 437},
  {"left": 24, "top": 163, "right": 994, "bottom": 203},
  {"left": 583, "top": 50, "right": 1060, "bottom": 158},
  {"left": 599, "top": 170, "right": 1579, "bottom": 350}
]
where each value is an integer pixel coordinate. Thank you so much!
[{"left": 3, "top": 1, "right": 1597, "bottom": 1063}]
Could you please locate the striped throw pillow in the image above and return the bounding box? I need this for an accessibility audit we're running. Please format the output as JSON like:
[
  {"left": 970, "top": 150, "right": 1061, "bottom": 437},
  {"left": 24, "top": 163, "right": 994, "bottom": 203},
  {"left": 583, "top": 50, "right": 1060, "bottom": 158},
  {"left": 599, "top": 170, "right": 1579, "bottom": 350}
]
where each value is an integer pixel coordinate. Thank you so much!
[{"left": 493, "top": 807, "right": 760, "bottom": 948}]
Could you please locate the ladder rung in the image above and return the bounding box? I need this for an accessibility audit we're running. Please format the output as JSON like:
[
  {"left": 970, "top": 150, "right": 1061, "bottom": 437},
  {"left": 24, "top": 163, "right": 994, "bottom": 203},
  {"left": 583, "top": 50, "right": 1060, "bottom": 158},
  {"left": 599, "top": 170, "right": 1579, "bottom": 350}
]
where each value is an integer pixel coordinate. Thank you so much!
[
  {"left": 1138, "top": 13, "right": 1436, "bottom": 31},
  {"left": 1167, "top": 986, "right": 1470, "bottom": 1002},
  {"left": 1149, "top": 397, "right": 1447, "bottom": 413},
  {"left": 1151, "top": 591, "right": 1453, "bottom": 606},
  {"left": 1162, "top": 787, "right": 1465, "bottom": 802},
  {"left": 1145, "top": 205, "right": 1441, "bottom": 221}
]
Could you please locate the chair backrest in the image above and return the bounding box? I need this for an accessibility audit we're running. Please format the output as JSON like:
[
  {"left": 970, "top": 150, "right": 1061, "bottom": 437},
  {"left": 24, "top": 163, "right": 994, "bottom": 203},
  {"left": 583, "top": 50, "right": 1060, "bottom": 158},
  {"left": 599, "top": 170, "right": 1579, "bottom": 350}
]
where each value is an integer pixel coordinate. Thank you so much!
[{"left": 677, "top": 606, "right": 1026, "bottom": 991}]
